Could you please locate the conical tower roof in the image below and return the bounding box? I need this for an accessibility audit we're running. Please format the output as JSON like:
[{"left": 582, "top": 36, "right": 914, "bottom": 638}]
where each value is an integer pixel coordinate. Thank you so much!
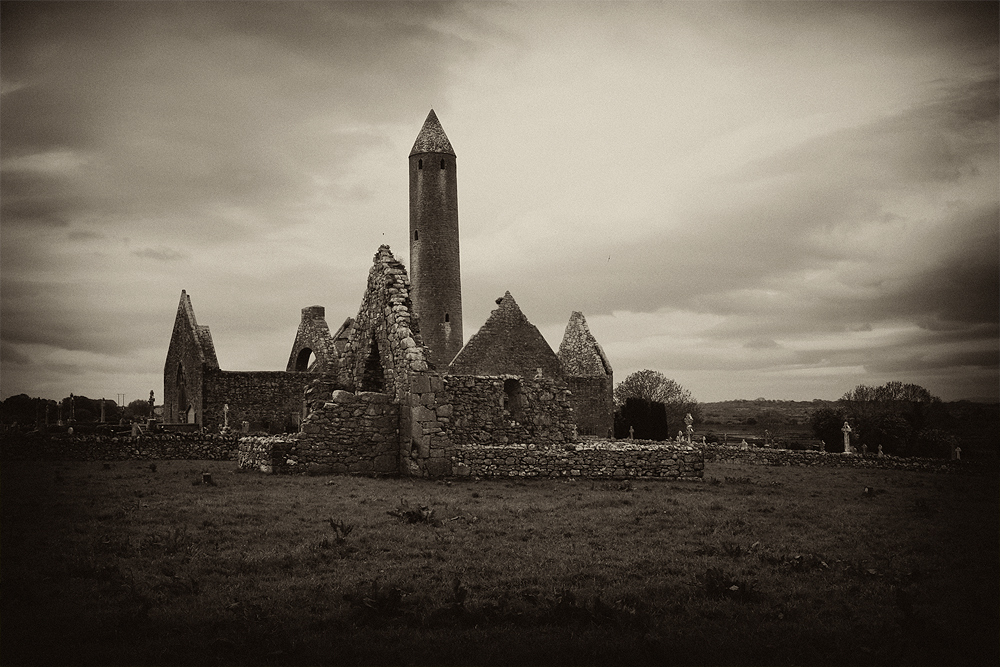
[{"left": 409, "top": 109, "right": 455, "bottom": 156}]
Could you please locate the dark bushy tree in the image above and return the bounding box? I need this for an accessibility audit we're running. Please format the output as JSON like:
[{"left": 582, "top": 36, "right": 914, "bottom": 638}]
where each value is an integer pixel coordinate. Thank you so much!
[
  {"left": 614, "top": 370, "right": 701, "bottom": 430},
  {"left": 614, "top": 397, "right": 670, "bottom": 441},
  {"left": 125, "top": 398, "right": 152, "bottom": 420},
  {"left": 810, "top": 407, "right": 846, "bottom": 450},
  {"left": 816, "top": 382, "right": 954, "bottom": 457}
]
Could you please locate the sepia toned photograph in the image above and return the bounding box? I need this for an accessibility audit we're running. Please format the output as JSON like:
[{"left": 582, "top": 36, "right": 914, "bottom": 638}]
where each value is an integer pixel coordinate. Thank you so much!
[{"left": 1, "top": 2, "right": 997, "bottom": 665}]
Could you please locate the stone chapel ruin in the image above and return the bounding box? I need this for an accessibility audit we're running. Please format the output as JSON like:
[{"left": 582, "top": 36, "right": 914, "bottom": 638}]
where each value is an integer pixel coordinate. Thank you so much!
[{"left": 163, "top": 111, "right": 700, "bottom": 478}]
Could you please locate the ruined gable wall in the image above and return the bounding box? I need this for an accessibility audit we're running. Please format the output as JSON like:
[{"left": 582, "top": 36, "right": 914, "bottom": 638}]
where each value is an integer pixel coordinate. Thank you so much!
[
  {"left": 448, "top": 294, "right": 563, "bottom": 379},
  {"left": 163, "top": 294, "right": 219, "bottom": 425},
  {"left": 202, "top": 370, "right": 312, "bottom": 432},
  {"left": 285, "top": 306, "right": 341, "bottom": 373},
  {"left": 297, "top": 246, "right": 435, "bottom": 475},
  {"left": 565, "top": 376, "right": 614, "bottom": 437},
  {"left": 557, "top": 311, "right": 614, "bottom": 438},
  {"left": 338, "top": 246, "right": 430, "bottom": 400}
]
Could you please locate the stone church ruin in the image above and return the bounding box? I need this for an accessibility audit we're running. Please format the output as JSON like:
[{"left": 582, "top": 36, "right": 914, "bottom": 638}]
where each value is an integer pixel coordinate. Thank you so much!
[{"left": 164, "top": 111, "right": 701, "bottom": 479}]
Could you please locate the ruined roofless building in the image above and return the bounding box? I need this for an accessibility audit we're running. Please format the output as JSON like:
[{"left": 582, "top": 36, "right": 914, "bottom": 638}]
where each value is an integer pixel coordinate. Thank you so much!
[{"left": 163, "top": 110, "right": 613, "bottom": 449}]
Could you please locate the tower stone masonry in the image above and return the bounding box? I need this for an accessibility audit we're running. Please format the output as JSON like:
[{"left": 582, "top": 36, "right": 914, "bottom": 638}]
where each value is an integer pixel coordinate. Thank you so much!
[{"left": 409, "top": 109, "right": 463, "bottom": 368}]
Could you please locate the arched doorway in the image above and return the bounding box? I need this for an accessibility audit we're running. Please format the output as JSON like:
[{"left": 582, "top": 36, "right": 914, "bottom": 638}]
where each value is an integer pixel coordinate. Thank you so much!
[{"left": 294, "top": 347, "right": 315, "bottom": 372}]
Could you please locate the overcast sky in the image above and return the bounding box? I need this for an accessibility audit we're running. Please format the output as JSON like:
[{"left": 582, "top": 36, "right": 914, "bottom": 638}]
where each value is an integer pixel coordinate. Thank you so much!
[{"left": 2, "top": 1, "right": 997, "bottom": 405}]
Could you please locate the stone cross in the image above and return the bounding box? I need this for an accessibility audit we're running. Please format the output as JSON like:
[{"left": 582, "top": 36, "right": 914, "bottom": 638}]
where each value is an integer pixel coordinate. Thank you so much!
[
  {"left": 224, "top": 404, "right": 230, "bottom": 428},
  {"left": 820, "top": 440, "right": 826, "bottom": 452},
  {"left": 954, "top": 446, "right": 961, "bottom": 461},
  {"left": 148, "top": 390, "right": 155, "bottom": 418},
  {"left": 684, "top": 413, "right": 694, "bottom": 444},
  {"left": 842, "top": 421, "right": 852, "bottom": 453},
  {"left": 877, "top": 444, "right": 883, "bottom": 458},
  {"left": 861, "top": 444, "right": 868, "bottom": 456},
  {"left": 628, "top": 425, "right": 634, "bottom": 440}
]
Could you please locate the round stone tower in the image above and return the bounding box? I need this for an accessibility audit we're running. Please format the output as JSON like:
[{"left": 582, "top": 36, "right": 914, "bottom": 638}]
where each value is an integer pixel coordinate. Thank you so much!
[{"left": 409, "top": 109, "right": 463, "bottom": 367}]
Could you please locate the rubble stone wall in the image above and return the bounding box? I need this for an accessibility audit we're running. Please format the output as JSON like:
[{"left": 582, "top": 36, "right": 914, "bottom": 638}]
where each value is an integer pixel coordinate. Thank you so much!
[
  {"left": 564, "top": 375, "right": 614, "bottom": 438},
  {"left": 284, "top": 389, "right": 400, "bottom": 474},
  {"left": 0, "top": 432, "right": 238, "bottom": 461},
  {"left": 704, "top": 444, "right": 971, "bottom": 473},
  {"left": 444, "top": 375, "right": 577, "bottom": 447},
  {"left": 453, "top": 440, "right": 704, "bottom": 479},
  {"left": 203, "top": 370, "right": 312, "bottom": 432}
]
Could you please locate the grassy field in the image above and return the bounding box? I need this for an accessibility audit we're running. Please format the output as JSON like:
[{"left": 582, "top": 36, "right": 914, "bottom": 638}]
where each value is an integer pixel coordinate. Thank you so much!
[{"left": 1, "top": 459, "right": 996, "bottom": 666}]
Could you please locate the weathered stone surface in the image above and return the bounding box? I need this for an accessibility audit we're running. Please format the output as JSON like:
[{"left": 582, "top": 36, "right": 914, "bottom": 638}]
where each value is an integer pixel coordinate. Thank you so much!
[{"left": 452, "top": 441, "right": 704, "bottom": 480}]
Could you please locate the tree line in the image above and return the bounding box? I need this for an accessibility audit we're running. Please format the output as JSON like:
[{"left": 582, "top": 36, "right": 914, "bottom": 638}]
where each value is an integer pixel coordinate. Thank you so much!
[
  {"left": 810, "top": 381, "right": 958, "bottom": 458},
  {"left": 612, "top": 371, "right": 971, "bottom": 459},
  {"left": 0, "top": 394, "right": 156, "bottom": 429}
]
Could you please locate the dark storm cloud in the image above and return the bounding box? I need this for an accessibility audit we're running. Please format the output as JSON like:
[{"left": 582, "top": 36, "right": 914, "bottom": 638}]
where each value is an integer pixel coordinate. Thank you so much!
[{"left": 1, "top": 1, "right": 478, "bottom": 234}]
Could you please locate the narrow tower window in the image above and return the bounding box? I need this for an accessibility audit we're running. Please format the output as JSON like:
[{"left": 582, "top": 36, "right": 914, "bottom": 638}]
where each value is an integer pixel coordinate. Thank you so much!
[
  {"left": 440, "top": 159, "right": 446, "bottom": 169},
  {"left": 418, "top": 159, "right": 423, "bottom": 170},
  {"left": 414, "top": 230, "right": 419, "bottom": 241},
  {"left": 444, "top": 313, "right": 450, "bottom": 323}
]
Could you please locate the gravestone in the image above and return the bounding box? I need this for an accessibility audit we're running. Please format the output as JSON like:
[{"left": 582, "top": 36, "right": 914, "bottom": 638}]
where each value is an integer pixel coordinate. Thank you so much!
[{"left": 842, "top": 421, "right": 852, "bottom": 454}]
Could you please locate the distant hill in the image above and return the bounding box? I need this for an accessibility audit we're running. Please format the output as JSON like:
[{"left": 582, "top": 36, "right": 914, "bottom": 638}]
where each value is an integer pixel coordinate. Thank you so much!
[{"left": 700, "top": 399, "right": 836, "bottom": 426}]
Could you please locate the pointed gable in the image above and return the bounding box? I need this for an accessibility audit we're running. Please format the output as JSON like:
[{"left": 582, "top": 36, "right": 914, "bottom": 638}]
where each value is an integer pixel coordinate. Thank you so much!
[
  {"left": 286, "top": 305, "right": 341, "bottom": 373},
  {"left": 409, "top": 109, "right": 456, "bottom": 156},
  {"left": 169, "top": 290, "right": 219, "bottom": 370},
  {"left": 449, "top": 291, "right": 563, "bottom": 378},
  {"left": 558, "top": 311, "right": 612, "bottom": 377}
]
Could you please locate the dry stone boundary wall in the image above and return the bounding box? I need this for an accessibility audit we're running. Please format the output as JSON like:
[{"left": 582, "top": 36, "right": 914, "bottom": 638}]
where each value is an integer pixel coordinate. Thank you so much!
[
  {"left": 0, "top": 432, "right": 238, "bottom": 461},
  {"left": 454, "top": 440, "right": 704, "bottom": 479},
  {"left": 705, "top": 444, "right": 973, "bottom": 473}
]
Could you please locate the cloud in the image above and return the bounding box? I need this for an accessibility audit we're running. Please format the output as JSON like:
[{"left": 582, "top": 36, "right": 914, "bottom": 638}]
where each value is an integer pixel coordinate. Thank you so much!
[
  {"left": 1, "top": 1, "right": 996, "bottom": 403},
  {"left": 133, "top": 247, "right": 187, "bottom": 262}
]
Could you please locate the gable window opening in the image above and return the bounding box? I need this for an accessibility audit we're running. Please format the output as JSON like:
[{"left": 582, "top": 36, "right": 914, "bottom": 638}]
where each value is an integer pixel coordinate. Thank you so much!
[
  {"left": 440, "top": 159, "right": 446, "bottom": 169},
  {"left": 503, "top": 378, "right": 523, "bottom": 421},
  {"left": 418, "top": 159, "right": 423, "bottom": 170}
]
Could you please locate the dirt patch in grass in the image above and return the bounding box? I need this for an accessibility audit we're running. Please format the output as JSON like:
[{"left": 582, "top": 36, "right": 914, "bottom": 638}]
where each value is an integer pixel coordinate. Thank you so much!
[{"left": 2, "top": 459, "right": 997, "bottom": 666}]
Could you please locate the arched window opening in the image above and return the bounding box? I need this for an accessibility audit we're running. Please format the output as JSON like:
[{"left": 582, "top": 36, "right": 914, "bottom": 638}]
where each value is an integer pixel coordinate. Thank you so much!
[
  {"left": 175, "top": 364, "right": 188, "bottom": 423},
  {"left": 361, "top": 335, "right": 386, "bottom": 393},
  {"left": 294, "top": 347, "right": 316, "bottom": 372},
  {"left": 418, "top": 159, "right": 423, "bottom": 170}
]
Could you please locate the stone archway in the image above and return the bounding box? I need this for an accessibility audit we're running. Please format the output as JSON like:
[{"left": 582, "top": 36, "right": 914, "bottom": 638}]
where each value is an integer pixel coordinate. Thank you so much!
[{"left": 294, "top": 347, "right": 315, "bottom": 372}]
